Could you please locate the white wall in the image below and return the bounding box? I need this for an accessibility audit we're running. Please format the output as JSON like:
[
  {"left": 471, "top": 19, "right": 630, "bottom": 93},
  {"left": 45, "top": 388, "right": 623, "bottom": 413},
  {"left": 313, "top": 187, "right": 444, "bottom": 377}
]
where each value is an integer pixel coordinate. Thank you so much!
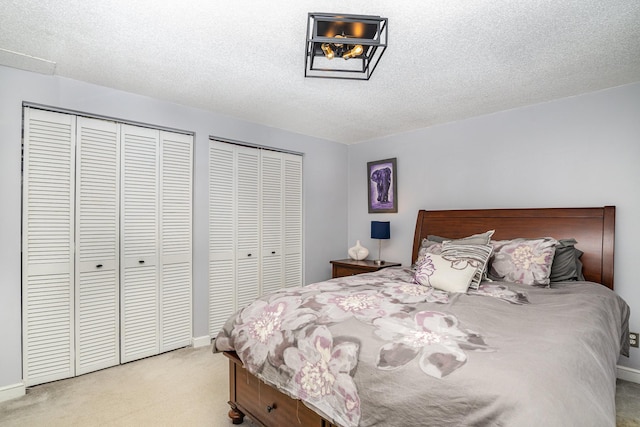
[
  {"left": 0, "top": 65, "right": 348, "bottom": 389},
  {"left": 347, "top": 82, "right": 640, "bottom": 370}
]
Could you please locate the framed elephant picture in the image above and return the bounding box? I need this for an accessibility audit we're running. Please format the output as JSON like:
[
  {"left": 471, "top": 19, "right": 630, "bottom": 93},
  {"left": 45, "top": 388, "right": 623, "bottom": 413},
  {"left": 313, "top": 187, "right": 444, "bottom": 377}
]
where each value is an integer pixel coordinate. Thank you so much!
[{"left": 367, "top": 158, "right": 397, "bottom": 213}]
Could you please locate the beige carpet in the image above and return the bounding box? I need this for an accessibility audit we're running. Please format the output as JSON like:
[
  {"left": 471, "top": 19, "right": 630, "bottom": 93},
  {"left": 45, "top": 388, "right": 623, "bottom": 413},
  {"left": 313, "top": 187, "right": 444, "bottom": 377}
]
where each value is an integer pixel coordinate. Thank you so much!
[
  {"left": 0, "top": 344, "right": 240, "bottom": 427},
  {"left": 617, "top": 379, "right": 640, "bottom": 427},
  {"left": 1, "top": 344, "right": 639, "bottom": 426}
]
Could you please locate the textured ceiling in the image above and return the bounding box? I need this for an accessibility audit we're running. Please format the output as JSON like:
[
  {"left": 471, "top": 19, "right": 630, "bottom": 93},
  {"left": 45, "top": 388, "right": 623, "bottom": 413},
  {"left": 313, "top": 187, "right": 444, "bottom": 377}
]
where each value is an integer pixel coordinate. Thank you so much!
[{"left": 2, "top": 0, "right": 640, "bottom": 144}]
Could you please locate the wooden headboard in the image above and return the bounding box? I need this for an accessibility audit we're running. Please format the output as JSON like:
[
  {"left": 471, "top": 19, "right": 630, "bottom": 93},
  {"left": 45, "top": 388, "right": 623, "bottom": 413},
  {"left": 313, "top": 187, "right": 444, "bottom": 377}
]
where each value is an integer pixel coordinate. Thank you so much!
[{"left": 412, "top": 207, "right": 616, "bottom": 289}]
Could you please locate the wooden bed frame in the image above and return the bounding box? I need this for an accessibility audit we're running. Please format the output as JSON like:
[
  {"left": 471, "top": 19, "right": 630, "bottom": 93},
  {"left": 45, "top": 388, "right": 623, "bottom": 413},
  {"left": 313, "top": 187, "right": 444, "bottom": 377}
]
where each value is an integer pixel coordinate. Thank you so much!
[
  {"left": 412, "top": 206, "right": 615, "bottom": 289},
  {"left": 224, "top": 206, "right": 616, "bottom": 426}
]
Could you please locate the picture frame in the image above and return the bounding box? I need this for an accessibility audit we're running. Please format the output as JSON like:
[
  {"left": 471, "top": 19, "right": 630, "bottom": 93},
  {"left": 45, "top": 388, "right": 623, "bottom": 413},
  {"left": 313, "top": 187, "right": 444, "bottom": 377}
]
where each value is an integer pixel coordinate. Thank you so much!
[{"left": 367, "top": 158, "right": 397, "bottom": 213}]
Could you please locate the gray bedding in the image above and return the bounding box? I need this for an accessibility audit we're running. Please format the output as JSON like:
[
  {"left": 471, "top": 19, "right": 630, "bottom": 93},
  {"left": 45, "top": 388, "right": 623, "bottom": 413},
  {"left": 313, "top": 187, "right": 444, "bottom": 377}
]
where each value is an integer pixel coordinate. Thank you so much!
[{"left": 214, "top": 267, "right": 630, "bottom": 427}]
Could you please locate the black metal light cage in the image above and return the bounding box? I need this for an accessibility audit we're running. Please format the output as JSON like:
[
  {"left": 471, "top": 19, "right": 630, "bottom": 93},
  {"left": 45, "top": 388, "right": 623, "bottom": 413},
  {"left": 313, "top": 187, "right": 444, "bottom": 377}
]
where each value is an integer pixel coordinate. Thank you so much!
[{"left": 305, "top": 13, "right": 388, "bottom": 80}]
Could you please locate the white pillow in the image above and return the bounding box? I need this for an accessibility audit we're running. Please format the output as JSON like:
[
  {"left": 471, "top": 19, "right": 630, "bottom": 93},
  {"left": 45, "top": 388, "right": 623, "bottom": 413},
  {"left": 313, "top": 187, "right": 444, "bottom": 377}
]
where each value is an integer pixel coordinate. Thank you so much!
[
  {"left": 440, "top": 242, "right": 493, "bottom": 290},
  {"left": 414, "top": 253, "right": 477, "bottom": 293}
]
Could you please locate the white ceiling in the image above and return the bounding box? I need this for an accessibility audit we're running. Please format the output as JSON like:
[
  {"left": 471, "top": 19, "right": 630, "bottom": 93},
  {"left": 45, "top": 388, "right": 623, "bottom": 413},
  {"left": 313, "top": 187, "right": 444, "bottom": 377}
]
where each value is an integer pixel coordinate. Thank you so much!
[{"left": 2, "top": 1, "right": 640, "bottom": 144}]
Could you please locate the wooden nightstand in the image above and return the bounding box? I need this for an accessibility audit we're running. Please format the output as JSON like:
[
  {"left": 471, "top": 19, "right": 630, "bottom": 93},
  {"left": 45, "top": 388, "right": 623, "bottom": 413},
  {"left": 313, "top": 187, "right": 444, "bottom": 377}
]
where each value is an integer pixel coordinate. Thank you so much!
[{"left": 330, "top": 259, "right": 402, "bottom": 278}]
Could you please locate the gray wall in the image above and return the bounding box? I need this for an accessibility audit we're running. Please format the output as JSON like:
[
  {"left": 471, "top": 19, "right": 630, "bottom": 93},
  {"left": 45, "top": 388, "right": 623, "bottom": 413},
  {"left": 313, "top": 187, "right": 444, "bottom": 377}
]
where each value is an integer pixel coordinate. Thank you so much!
[
  {"left": 2, "top": 63, "right": 638, "bottom": 390},
  {"left": 0, "top": 65, "right": 348, "bottom": 389},
  {"left": 347, "top": 82, "right": 640, "bottom": 370}
]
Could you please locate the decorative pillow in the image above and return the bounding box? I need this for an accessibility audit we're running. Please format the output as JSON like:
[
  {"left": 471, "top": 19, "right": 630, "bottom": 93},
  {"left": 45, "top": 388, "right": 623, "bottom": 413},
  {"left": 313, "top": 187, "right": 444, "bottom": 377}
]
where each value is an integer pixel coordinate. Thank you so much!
[
  {"left": 415, "top": 230, "right": 494, "bottom": 267},
  {"left": 440, "top": 241, "right": 493, "bottom": 290},
  {"left": 549, "top": 239, "right": 584, "bottom": 282},
  {"left": 488, "top": 238, "right": 558, "bottom": 286},
  {"left": 420, "top": 239, "right": 443, "bottom": 254},
  {"left": 414, "top": 240, "right": 443, "bottom": 267},
  {"left": 414, "top": 253, "right": 477, "bottom": 293},
  {"left": 428, "top": 229, "right": 495, "bottom": 245}
]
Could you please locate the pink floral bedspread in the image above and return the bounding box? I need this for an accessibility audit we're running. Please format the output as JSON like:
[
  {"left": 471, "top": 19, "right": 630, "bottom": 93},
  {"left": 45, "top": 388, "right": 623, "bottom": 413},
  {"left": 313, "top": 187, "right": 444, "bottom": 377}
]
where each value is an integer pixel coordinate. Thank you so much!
[{"left": 214, "top": 267, "right": 539, "bottom": 427}]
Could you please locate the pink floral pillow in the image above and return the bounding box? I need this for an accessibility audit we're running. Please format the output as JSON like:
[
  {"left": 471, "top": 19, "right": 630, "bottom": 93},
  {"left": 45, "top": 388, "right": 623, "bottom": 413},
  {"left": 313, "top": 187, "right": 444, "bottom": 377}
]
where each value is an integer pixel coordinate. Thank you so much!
[{"left": 488, "top": 238, "right": 558, "bottom": 286}]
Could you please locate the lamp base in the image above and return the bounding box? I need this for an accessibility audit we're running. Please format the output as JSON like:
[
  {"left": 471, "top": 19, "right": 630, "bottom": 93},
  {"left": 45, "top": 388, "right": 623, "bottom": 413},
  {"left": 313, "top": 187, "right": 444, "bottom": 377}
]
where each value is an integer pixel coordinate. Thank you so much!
[{"left": 373, "top": 260, "right": 385, "bottom": 266}]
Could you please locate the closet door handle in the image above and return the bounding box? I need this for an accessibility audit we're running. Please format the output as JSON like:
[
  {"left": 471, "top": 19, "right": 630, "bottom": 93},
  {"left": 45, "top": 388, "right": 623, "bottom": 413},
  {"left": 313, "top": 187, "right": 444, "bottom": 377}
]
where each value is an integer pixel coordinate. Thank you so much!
[
  {"left": 247, "top": 253, "right": 252, "bottom": 257},
  {"left": 138, "top": 260, "right": 145, "bottom": 264},
  {"left": 271, "top": 251, "right": 276, "bottom": 254},
  {"left": 96, "top": 264, "right": 103, "bottom": 268}
]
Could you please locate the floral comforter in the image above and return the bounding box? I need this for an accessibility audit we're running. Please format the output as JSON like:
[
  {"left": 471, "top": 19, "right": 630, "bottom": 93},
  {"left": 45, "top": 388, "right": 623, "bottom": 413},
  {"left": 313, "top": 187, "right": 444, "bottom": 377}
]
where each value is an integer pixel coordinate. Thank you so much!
[{"left": 214, "top": 267, "right": 629, "bottom": 427}]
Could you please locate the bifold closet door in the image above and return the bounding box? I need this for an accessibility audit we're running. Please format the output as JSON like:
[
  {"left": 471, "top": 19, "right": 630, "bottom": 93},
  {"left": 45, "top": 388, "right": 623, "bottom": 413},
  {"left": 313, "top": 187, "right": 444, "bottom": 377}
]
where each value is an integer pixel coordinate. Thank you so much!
[
  {"left": 283, "top": 154, "right": 303, "bottom": 288},
  {"left": 260, "top": 151, "right": 283, "bottom": 296},
  {"left": 159, "top": 131, "right": 193, "bottom": 352},
  {"left": 261, "top": 152, "right": 303, "bottom": 292},
  {"left": 24, "top": 109, "right": 193, "bottom": 380},
  {"left": 208, "top": 142, "right": 303, "bottom": 337},
  {"left": 260, "top": 151, "right": 303, "bottom": 293},
  {"left": 234, "top": 145, "right": 260, "bottom": 308},
  {"left": 208, "top": 142, "right": 260, "bottom": 334},
  {"left": 120, "top": 125, "right": 160, "bottom": 363},
  {"left": 208, "top": 141, "right": 236, "bottom": 335},
  {"left": 75, "top": 117, "right": 120, "bottom": 375},
  {"left": 22, "top": 108, "right": 76, "bottom": 386},
  {"left": 121, "top": 127, "right": 193, "bottom": 360}
]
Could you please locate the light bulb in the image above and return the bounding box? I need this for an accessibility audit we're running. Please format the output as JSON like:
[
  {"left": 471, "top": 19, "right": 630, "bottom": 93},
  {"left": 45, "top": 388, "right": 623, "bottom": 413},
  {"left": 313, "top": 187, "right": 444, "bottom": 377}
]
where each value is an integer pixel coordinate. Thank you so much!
[
  {"left": 321, "top": 43, "right": 334, "bottom": 60},
  {"left": 342, "top": 44, "right": 363, "bottom": 59}
]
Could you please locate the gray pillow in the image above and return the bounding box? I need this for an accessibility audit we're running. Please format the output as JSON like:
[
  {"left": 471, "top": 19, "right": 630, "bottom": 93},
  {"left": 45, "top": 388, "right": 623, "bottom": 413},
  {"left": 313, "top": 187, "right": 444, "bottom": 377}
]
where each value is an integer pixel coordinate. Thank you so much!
[
  {"left": 427, "top": 230, "right": 494, "bottom": 245},
  {"left": 575, "top": 249, "right": 585, "bottom": 281},
  {"left": 426, "top": 234, "right": 446, "bottom": 243},
  {"left": 549, "top": 239, "right": 584, "bottom": 282}
]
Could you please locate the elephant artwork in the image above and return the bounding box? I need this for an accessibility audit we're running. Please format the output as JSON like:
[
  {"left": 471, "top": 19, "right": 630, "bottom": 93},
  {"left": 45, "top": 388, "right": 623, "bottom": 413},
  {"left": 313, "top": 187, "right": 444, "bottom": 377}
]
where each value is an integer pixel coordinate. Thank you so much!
[
  {"left": 371, "top": 167, "right": 392, "bottom": 203},
  {"left": 367, "top": 158, "right": 397, "bottom": 213}
]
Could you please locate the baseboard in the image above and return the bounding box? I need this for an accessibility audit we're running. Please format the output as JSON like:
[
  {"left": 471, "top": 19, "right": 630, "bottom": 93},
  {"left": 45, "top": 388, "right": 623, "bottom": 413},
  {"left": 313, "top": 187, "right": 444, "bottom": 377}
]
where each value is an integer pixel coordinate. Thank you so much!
[
  {"left": 0, "top": 382, "right": 25, "bottom": 403},
  {"left": 617, "top": 365, "right": 640, "bottom": 384},
  {"left": 192, "top": 335, "right": 212, "bottom": 348}
]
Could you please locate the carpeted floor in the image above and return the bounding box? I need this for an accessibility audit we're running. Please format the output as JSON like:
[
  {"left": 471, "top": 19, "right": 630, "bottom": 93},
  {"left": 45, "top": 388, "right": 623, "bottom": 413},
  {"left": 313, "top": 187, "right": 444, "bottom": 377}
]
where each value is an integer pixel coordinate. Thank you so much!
[
  {"left": 0, "top": 345, "right": 233, "bottom": 427},
  {"left": 0, "top": 344, "right": 638, "bottom": 426},
  {"left": 617, "top": 379, "right": 640, "bottom": 427}
]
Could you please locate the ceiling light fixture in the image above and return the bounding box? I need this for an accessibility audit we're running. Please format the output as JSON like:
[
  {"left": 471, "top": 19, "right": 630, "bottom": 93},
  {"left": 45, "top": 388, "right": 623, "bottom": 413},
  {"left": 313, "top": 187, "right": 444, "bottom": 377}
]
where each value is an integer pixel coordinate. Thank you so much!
[{"left": 305, "top": 13, "right": 388, "bottom": 81}]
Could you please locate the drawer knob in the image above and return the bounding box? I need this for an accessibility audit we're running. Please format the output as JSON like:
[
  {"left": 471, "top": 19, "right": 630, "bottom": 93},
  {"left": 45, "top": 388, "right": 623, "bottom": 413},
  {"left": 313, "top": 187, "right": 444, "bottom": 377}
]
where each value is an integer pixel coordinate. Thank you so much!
[{"left": 266, "top": 404, "right": 276, "bottom": 413}]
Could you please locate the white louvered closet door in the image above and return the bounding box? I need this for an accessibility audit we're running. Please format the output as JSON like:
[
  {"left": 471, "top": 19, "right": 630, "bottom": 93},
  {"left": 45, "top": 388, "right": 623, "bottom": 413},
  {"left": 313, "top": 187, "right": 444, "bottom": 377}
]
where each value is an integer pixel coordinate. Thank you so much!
[
  {"left": 283, "top": 153, "right": 303, "bottom": 288},
  {"left": 208, "top": 142, "right": 302, "bottom": 337},
  {"left": 159, "top": 131, "right": 193, "bottom": 352},
  {"left": 120, "top": 125, "right": 160, "bottom": 363},
  {"left": 22, "top": 108, "right": 76, "bottom": 386},
  {"left": 75, "top": 117, "right": 120, "bottom": 375},
  {"left": 208, "top": 141, "right": 236, "bottom": 335},
  {"left": 260, "top": 151, "right": 283, "bottom": 296},
  {"left": 235, "top": 146, "right": 260, "bottom": 309}
]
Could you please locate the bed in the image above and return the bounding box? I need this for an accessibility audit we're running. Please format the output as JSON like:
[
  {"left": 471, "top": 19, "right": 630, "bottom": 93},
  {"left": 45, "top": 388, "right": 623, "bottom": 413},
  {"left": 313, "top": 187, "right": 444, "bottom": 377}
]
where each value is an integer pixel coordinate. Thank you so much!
[{"left": 214, "top": 206, "right": 630, "bottom": 427}]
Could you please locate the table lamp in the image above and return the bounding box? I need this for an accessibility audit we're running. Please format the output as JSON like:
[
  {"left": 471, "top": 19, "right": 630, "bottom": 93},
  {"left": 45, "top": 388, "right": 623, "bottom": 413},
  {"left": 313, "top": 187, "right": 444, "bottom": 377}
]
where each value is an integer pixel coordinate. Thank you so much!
[{"left": 371, "top": 221, "right": 390, "bottom": 266}]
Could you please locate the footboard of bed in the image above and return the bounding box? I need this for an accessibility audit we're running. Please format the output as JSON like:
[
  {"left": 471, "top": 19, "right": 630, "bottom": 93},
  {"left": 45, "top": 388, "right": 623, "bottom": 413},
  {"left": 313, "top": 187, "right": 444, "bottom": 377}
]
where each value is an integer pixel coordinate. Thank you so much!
[{"left": 224, "top": 351, "right": 339, "bottom": 427}]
